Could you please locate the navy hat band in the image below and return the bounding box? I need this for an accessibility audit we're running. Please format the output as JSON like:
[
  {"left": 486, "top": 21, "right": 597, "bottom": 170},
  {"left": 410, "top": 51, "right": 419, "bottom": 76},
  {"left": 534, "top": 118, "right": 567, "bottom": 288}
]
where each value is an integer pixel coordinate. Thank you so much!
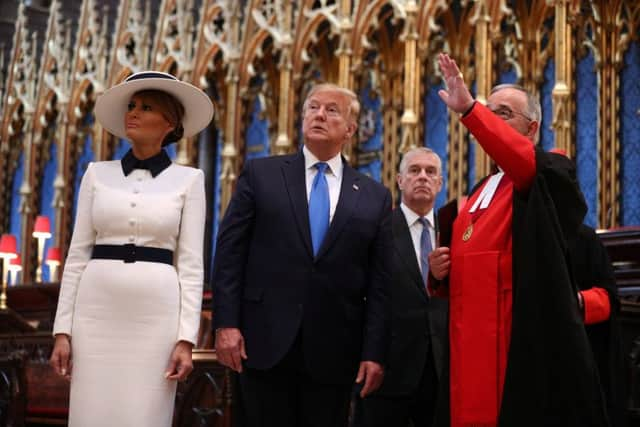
[{"left": 125, "top": 72, "right": 178, "bottom": 82}]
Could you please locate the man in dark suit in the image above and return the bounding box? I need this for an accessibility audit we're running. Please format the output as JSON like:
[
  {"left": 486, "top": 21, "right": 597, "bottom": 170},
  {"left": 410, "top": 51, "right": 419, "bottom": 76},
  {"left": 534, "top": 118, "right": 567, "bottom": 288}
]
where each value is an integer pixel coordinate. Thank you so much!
[
  {"left": 212, "top": 83, "right": 392, "bottom": 427},
  {"left": 359, "top": 147, "right": 446, "bottom": 427}
]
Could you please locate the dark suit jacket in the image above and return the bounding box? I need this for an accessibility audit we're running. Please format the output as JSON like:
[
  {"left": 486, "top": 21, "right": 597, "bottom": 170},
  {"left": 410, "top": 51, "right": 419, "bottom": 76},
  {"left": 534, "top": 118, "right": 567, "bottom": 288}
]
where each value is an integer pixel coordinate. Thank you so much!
[
  {"left": 212, "top": 151, "right": 392, "bottom": 385},
  {"left": 374, "top": 208, "right": 447, "bottom": 396}
]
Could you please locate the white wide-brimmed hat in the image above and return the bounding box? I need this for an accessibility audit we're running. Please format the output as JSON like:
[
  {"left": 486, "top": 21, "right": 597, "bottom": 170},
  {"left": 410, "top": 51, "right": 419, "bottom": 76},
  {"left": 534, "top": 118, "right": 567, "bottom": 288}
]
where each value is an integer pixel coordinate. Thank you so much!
[{"left": 94, "top": 71, "right": 214, "bottom": 141}]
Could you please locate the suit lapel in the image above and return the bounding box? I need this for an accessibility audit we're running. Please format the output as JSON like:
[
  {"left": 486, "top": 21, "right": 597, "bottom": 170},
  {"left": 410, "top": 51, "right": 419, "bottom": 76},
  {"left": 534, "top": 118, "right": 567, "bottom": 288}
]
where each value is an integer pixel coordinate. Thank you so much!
[
  {"left": 315, "top": 161, "right": 360, "bottom": 260},
  {"left": 282, "top": 152, "right": 314, "bottom": 258},
  {"left": 393, "top": 209, "right": 429, "bottom": 299}
]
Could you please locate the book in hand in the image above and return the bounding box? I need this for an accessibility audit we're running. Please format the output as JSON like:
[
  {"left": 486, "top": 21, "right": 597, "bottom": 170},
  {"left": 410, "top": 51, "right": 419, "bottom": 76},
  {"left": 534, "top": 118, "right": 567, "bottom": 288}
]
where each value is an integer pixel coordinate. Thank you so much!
[
  {"left": 428, "top": 198, "right": 458, "bottom": 297},
  {"left": 436, "top": 198, "right": 458, "bottom": 249}
]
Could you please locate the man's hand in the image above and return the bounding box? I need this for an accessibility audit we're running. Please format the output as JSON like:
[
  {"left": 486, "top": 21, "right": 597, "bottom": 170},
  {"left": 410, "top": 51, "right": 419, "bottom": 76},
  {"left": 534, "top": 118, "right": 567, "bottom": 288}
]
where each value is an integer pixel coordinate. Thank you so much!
[
  {"left": 429, "top": 246, "right": 451, "bottom": 280},
  {"left": 215, "top": 327, "right": 247, "bottom": 373},
  {"left": 49, "top": 334, "right": 72, "bottom": 380},
  {"left": 165, "top": 341, "right": 194, "bottom": 381},
  {"left": 437, "top": 53, "right": 475, "bottom": 114},
  {"left": 355, "top": 361, "right": 384, "bottom": 398}
]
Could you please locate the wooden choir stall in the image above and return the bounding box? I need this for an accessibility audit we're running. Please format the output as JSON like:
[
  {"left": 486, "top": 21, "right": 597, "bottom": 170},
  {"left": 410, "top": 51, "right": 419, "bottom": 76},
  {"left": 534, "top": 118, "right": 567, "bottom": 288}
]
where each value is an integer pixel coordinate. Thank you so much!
[{"left": 0, "top": 289, "right": 235, "bottom": 427}]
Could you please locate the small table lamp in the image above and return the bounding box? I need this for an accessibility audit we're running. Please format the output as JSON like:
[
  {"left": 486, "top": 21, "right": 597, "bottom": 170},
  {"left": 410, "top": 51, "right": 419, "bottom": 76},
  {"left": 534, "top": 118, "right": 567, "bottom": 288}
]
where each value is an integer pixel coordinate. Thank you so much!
[
  {"left": 0, "top": 234, "right": 18, "bottom": 310},
  {"left": 8, "top": 254, "right": 22, "bottom": 286},
  {"left": 46, "top": 247, "right": 61, "bottom": 282},
  {"left": 33, "top": 215, "right": 52, "bottom": 282}
]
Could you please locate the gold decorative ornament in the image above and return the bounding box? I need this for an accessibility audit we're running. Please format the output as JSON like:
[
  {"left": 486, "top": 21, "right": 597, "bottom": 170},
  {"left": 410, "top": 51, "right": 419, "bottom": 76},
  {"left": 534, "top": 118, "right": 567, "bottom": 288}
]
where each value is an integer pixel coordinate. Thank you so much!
[{"left": 462, "top": 223, "right": 473, "bottom": 242}]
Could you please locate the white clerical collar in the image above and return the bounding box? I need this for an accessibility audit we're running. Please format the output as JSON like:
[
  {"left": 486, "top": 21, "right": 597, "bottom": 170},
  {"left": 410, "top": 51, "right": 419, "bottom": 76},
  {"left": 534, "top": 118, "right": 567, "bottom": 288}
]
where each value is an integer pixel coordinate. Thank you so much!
[
  {"left": 400, "top": 203, "right": 434, "bottom": 229},
  {"left": 303, "top": 145, "right": 343, "bottom": 180},
  {"left": 469, "top": 172, "right": 504, "bottom": 213}
]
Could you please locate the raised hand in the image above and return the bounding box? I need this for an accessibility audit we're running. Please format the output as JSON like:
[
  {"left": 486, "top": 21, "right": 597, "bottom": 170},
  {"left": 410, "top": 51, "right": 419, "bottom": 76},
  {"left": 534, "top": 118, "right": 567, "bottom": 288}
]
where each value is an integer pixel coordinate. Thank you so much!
[{"left": 437, "top": 53, "right": 475, "bottom": 115}]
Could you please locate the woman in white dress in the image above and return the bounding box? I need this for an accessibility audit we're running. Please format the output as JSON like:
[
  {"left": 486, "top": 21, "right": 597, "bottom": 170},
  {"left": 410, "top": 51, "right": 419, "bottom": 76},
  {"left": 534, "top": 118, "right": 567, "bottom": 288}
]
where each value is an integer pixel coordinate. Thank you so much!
[{"left": 49, "top": 71, "right": 214, "bottom": 427}]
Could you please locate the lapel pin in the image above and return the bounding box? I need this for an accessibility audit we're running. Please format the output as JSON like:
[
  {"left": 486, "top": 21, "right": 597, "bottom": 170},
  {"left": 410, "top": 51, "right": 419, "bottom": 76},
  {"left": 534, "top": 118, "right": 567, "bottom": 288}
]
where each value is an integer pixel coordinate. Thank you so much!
[{"left": 352, "top": 184, "right": 359, "bottom": 191}]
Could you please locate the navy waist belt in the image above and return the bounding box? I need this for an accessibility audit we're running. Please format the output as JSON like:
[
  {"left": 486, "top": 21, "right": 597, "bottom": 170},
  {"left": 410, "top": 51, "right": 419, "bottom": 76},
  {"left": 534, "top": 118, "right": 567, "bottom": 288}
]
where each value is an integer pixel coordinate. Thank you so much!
[{"left": 91, "top": 244, "right": 173, "bottom": 265}]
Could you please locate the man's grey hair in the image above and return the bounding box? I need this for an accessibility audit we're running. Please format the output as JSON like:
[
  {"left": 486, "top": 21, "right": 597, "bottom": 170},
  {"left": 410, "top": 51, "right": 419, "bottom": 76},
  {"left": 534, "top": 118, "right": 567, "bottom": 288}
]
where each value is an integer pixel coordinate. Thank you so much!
[
  {"left": 302, "top": 83, "right": 360, "bottom": 124},
  {"left": 490, "top": 84, "right": 542, "bottom": 143},
  {"left": 490, "top": 83, "right": 541, "bottom": 122},
  {"left": 398, "top": 147, "right": 442, "bottom": 176}
]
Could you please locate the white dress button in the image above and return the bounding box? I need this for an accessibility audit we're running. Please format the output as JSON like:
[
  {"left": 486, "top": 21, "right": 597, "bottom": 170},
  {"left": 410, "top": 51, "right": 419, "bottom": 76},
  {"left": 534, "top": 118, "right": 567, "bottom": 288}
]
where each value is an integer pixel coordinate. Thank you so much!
[
  {"left": 129, "top": 219, "right": 136, "bottom": 226},
  {"left": 130, "top": 202, "right": 136, "bottom": 208},
  {"left": 133, "top": 188, "right": 140, "bottom": 194},
  {"left": 128, "top": 236, "right": 135, "bottom": 242}
]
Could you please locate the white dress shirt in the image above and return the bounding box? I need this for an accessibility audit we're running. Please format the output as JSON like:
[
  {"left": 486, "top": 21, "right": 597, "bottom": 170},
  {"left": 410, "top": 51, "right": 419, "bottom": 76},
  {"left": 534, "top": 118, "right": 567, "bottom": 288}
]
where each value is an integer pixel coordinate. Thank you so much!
[
  {"left": 303, "top": 145, "right": 343, "bottom": 222},
  {"left": 400, "top": 203, "right": 436, "bottom": 275}
]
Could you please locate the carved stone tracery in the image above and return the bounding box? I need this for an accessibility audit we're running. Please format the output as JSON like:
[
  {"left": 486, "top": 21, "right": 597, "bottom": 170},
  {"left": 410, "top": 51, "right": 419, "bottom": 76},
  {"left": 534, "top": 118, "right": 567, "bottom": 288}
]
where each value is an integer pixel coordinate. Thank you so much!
[{"left": 0, "top": 0, "right": 637, "bottom": 283}]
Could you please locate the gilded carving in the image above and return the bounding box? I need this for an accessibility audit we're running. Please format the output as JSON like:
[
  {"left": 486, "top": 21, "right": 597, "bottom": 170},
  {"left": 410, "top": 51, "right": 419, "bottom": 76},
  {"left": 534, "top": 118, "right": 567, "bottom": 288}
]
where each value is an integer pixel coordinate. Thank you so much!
[
  {"left": 0, "top": 3, "right": 29, "bottom": 232},
  {"left": 592, "top": 0, "right": 624, "bottom": 227},
  {"left": 436, "top": 2, "right": 476, "bottom": 200},
  {"left": 0, "top": 0, "right": 637, "bottom": 279}
]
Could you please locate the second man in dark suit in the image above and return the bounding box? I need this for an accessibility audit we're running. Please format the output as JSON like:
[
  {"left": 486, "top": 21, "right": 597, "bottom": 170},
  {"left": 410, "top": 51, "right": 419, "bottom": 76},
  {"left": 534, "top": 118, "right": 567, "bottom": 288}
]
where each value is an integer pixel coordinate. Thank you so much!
[
  {"left": 360, "top": 147, "right": 446, "bottom": 427},
  {"left": 212, "top": 83, "right": 393, "bottom": 427}
]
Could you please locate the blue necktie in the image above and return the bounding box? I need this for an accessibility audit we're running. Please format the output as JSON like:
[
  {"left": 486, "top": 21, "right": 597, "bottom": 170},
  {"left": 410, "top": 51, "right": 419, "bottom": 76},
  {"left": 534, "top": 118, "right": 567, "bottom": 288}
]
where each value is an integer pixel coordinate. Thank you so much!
[
  {"left": 309, "top": 163, "right": 330, "bottom": 256},
  {"left": 418, "top": 217, "right": 432, "bottom": 292}
]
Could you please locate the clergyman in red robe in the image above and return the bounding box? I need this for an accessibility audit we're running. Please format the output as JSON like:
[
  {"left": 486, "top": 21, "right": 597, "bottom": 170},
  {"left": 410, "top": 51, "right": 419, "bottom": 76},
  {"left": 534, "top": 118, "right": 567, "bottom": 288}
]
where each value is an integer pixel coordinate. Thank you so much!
[{"left": 429, "top": 53, "right": 608, "bottom": 427}]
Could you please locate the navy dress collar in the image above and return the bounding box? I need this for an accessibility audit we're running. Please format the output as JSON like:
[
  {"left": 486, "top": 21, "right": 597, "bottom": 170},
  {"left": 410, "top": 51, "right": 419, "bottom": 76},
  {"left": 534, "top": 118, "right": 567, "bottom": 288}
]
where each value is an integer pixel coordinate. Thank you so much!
[{"left": 121, "top": 149, "right": 171, "bottom": 177}]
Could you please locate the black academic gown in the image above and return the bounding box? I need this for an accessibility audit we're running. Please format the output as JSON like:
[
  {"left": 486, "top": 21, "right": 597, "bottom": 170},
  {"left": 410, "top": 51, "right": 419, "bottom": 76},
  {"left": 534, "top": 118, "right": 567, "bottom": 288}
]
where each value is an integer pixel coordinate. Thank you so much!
[
  {"left": 434, "top": 149, "right": 610, "bottom": 427},
  {"left": 569, "top": 224, "right": 627, "bottom": 427}
]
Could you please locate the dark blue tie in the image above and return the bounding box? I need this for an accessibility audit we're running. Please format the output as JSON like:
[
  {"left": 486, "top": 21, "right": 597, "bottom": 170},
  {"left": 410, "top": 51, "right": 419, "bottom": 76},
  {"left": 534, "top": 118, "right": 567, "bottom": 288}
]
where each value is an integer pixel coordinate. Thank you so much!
[
  {"left": 309, "top": 162, "right": 330, "bottom": 256},
  {"left": 417, "top": 217, "right": 432, "bottom": 292}
]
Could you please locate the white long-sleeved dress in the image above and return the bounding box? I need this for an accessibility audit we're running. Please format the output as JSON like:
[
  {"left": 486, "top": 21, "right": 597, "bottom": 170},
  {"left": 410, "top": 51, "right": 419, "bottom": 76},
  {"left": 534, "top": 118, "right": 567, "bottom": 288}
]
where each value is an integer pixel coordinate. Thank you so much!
[{"left": 52, "top": 160, "right": 205, "bottom": 427}]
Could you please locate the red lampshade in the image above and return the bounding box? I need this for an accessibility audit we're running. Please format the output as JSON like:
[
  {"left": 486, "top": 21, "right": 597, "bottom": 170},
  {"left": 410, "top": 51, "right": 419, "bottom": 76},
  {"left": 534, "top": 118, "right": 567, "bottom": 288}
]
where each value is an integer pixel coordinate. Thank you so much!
[
  {"left": 0, "top": 234, "right": 18, "bottom": 259},
  {"left": 46, "top": 247, "right": 61, "bottom": 265},
  {"left": 8, "top": 254, "right": 22, "bottom": 272},
  {"left": 33, "top": 215, "right": 52, "bottom": 238}
]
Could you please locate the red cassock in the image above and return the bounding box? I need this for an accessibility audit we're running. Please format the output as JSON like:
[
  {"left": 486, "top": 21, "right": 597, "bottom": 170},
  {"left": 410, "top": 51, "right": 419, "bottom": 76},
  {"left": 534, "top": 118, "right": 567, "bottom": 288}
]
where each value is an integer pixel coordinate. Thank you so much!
[
  {"left": 449, "top": 179, "right": 515, "bottom": 426},
  {"left": 446, "top": 104, "right": 610, "bottom": 427},
  {"left": 448, "top": 104, "right": 535, "bottom": 427}
]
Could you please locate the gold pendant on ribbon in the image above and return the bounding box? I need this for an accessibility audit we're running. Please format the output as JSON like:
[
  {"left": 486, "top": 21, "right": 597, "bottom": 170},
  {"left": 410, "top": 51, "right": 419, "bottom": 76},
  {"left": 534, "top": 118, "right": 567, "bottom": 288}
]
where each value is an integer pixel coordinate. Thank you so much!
[{"left": 462, "top": 223, "right": 473, "bottom": 242}]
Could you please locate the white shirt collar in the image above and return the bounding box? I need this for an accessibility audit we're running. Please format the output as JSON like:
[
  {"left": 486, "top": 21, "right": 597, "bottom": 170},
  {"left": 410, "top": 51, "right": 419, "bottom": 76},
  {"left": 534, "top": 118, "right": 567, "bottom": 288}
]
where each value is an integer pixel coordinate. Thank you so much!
[
  {"left": 400, "top": 203, "right": 434, "bottom": 229},
  {"left": 469, "top": 171, "right": 504, "bottom": 213},
  {"left": 303, "top": 145, "right": 343, "bottom": 180}
]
